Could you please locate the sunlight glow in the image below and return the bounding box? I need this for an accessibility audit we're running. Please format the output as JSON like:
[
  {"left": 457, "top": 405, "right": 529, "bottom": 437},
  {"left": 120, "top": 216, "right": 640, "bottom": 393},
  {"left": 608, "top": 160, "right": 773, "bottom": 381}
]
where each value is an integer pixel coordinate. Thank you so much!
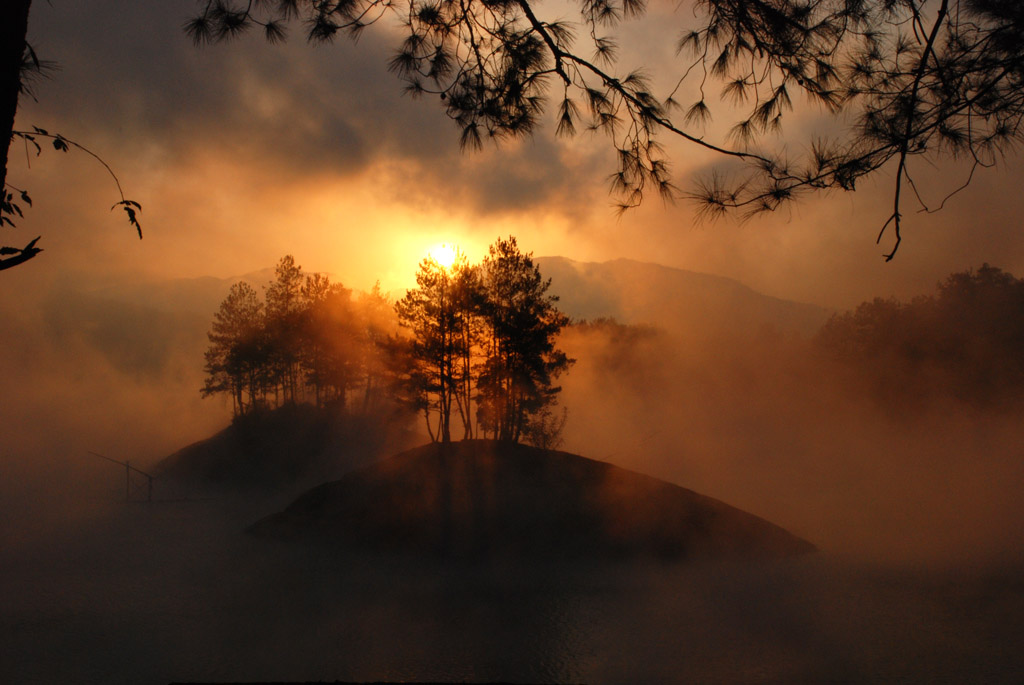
[{"left": 429, "top": 243, "right": 458, "bottom": 269}]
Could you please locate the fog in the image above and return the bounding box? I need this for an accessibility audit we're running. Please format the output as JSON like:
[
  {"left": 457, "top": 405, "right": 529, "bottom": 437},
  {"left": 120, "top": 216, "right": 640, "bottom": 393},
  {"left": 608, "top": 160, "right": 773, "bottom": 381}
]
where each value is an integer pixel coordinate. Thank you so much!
[
  {"left": 3, "top": 259, "right": 1024, "bottom": 683},
  {"left": 6, "top": 507, "right": 1022, "bottom": 682},
  {"left": 559, "top": 318, "right": 1024, "bottom": 567},
  {"left": 7, "top": 0, "right": 1024, "bottom": 678}
]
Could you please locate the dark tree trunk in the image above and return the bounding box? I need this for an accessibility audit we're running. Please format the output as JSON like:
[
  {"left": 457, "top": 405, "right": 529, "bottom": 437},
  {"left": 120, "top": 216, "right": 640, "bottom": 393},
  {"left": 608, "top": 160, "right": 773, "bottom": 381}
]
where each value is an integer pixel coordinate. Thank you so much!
[{"left": 1, "top": 0, "right": 32, "bottom": 196}]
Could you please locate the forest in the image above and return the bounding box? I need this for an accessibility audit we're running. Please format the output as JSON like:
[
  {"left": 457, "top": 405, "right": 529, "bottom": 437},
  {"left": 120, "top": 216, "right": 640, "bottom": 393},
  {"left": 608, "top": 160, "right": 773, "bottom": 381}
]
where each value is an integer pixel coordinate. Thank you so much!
[
  {"left": 817, "top": 264, "right": 1024, "bottom": 407},
  {"left": 202, "top": 236, "right": 572, "bottom": 447},
  {"left": 204, "top": 256, "right": 1024, "bottom": 454}
]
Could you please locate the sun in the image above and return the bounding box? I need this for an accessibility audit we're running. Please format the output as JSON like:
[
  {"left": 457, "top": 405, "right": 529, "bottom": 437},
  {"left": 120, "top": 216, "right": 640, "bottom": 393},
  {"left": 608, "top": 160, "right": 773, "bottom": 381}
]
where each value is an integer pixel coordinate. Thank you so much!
[{"left": 429, "top": 243, "right": 457, "bottom": 269}]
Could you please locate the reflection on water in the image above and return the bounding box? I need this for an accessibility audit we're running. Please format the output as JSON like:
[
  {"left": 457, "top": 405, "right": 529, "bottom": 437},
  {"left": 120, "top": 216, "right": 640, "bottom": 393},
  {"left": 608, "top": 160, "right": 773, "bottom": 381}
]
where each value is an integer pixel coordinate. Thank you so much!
[{"left": 4, "top": 499, "right": 1024, "bottom": 683}]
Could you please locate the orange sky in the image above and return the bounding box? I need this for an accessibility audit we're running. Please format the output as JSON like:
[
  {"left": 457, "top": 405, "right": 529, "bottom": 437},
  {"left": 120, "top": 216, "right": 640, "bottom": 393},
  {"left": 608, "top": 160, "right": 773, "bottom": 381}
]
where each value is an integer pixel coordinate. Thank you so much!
[{"left": 6, "top": 0, "right": 1024, "bottom": 308}]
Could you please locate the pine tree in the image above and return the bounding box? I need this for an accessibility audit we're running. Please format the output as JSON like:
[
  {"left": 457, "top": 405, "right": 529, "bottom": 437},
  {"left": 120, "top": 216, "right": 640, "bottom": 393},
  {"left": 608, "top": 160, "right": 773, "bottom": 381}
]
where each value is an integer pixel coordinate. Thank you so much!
[
  {"left": 201, "top": 281, "right": 264, "bottom": 416},
  {"left": 477, "top": 237, "right": 572, "bottom": 443},
  {"left": 300, "top": 272, "right": 358, "bottom": 408},
  {"left": 264, "top": 255, "right": 305, "bottom": 403},
  {"left": 356, "top": 282, "right": 400, "bottom": 414},
  {"left": 395, "top": 256, "right": 462, "bottom": 442}
]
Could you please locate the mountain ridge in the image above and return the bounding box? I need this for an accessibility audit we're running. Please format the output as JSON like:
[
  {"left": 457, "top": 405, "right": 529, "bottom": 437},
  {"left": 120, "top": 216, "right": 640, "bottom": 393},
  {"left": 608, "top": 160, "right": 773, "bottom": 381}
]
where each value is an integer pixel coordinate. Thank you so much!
[
  {"left": 536, "top": 256, "right": 830, "bottom": 337},
  {"left": 46, "top": 256, "right": 829, "bottom": 382}
]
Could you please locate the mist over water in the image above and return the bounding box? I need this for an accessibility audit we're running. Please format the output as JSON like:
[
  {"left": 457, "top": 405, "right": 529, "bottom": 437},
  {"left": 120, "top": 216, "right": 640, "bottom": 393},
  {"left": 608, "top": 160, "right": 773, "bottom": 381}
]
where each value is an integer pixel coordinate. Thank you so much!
[
  {"left": 3, "top": 264, "right": 1024, "bottom": 682},
  {"left": 5, "top": 499, "right": 1023, "bottom": 683}
]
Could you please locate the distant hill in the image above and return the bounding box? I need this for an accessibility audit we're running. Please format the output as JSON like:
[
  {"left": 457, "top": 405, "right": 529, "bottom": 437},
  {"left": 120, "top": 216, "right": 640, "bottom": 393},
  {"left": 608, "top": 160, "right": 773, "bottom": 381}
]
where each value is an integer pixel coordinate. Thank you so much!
[
  {"left": 40, "top": 269, "right": 278, "bottom": 380},
  {"left": 88, "top": 267, "right": 278, "bottom": 318},
  {"left": 41, "top": 287, "right": 210, "bottom": 379},
  {"left": 36, "top": 256, "right": 828, "bottom": 403},
  {"left": 41, "top": 258, "right": 827, "bottom": 381},
  {"left": 537, "top": 257, "right": 829, "bottom": 339},
  {"left": 250, "top": 440, "right": 816, "bottom": 561}
]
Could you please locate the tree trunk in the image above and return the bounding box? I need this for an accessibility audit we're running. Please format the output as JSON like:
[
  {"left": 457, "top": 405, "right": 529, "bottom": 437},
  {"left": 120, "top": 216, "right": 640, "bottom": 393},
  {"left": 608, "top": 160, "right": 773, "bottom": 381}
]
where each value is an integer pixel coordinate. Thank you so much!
[
  {"left": 424, "top": 406, "right": 436, "bottom": 442},
  {"left": 1, "top": 0, "right": 32, "bottom": 196},
  {"left": 362, "top": 373, "right": 373, "bottom": 412}
]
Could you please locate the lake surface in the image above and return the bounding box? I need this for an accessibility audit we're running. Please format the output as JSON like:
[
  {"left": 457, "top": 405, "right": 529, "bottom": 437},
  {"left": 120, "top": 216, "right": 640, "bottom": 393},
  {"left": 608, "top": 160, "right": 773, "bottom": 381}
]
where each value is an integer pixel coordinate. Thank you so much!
[{"left": 4, "top": 497, "right": 1023, "bottom": 683}]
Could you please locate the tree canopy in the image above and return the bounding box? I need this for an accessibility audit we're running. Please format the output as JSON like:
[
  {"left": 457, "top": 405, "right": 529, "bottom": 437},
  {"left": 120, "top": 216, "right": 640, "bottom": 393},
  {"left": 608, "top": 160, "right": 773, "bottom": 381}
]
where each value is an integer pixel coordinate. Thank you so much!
[
  {"left": 395, "top": 251, "right": 479, "bottom": 442},
  {"left": 202, "top": 255, "right": 400, "bottom": 416},
  {"left": 476, "top": 237, "right": 572, "bottom": 443},
  {"left": 189, "top": 0, "right": 1024, "bottom": 259},
  {"left": 816, "top": 263, "right": 1024, "bottom": 406},
  {"left": 395, "top": 238, "right": 573, "bottom": 444},
  {"left": 206, "top": 240, "right": 573, "bottom": 446}
]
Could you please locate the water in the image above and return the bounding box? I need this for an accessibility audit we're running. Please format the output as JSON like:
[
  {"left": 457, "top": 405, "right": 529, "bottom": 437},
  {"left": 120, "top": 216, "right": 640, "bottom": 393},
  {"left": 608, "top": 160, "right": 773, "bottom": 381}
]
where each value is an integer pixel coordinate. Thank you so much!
[{"left": 3, "top": 499, "right": 1023, "bottom": 683}]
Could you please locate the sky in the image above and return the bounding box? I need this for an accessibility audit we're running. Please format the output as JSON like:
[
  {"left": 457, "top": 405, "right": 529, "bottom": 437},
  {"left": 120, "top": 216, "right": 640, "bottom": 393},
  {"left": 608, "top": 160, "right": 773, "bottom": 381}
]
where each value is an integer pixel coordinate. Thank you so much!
[{"left": 6, "top": 0, "right": 1024, "bottom": 309}]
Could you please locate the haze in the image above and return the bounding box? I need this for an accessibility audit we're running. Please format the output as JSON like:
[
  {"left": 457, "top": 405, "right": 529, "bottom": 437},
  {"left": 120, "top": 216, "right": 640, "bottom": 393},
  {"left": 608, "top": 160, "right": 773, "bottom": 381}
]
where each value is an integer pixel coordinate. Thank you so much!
[{"left": 3, "top": 1, "right": 1024, "bottom": 683}]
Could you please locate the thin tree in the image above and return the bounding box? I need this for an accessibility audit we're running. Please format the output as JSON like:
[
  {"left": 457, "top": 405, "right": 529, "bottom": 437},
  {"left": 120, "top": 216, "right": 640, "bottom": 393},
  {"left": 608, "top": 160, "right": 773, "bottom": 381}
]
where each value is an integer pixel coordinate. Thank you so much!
[
  {"left": 395, "top": 256, "right": 463, "bottom": 442},
  {"left": 356, "top": 282, "right": 401, "bottom": 413},
  {"left": 448, "top": 250, "right": 484, "bottom": 439},
  {"left": 300, "top": 272, "right": 359, "bottom": 408},
  {"left": 0, "top": 0, "right": 35, "bottom": 268},
  {"left": 265, "top": 255, "right": 306, "bottom": 404},
  {"left": 202, "top": 281, "right": 265, "bottom": 416}
]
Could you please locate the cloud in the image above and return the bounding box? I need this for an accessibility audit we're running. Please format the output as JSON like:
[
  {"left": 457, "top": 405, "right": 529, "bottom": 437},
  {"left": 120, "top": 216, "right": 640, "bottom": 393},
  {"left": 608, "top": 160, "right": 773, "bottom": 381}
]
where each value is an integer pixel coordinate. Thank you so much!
[
  {"left": 11, "top": 0, "right": 1024, "bottom": 313},
  {"left": 19, "top": 1, "right": 609, "bottom": 225}
]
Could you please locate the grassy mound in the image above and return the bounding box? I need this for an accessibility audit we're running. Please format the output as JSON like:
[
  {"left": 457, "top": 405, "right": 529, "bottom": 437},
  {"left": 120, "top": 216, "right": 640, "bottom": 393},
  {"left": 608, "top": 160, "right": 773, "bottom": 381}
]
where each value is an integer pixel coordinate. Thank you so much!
[{"left": 250, "top": 440, "right": 815, "bottom": 561}]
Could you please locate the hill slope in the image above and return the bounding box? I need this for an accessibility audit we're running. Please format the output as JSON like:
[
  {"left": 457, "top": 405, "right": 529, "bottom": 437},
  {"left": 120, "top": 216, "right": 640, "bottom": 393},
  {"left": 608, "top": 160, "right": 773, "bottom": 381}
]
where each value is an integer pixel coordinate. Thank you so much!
[
  {"left": 250, "top": 440, "right": 815, "bottom": 560},
  {"left": 155, "top": 404, "right": 416, "bottom": 490}
]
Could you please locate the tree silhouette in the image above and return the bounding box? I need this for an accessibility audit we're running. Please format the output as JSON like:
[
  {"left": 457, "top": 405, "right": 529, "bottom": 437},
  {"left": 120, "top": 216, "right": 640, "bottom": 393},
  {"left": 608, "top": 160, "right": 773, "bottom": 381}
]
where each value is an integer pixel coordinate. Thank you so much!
[
  {"left": 300, "top": 272, "right": 359, "bottom": 407},
  {"left": 189, "top": 0, "right": 1024, "bottom": 259},
  {"left": 476, "top": 237, "right": 572, "bottom": 442},
  {"left": 449, "top": 255, "right": 485, "bottom": 439},
  {"left": 817, "top": 263, "right": 1024, "bottom": 405},
  {"left": 202, "top": 281, "right": 265, "bottom": 415},
  {"left": 395, "top": 239, "right": 572, "bottom": 444},
  {"left": 265, "top": 255, "right": 306, "bottom": 403},
  {"left": 395, "top": 255, "right": 467, "bottom": 442},
  {"left": 202, "top": 245, "right": 573, "bottom": 443},
  {"left": 356, "top": 281, "right": 403, "bottom": 413},
  {"left": 1, "top": 0, "right": 141, "bottom": 271},
  {"left": 202, "top": 255, "right": 404, "bottom": 417},
  {"left": 1, "top": 1, "right": 33, "bottom": 244}
]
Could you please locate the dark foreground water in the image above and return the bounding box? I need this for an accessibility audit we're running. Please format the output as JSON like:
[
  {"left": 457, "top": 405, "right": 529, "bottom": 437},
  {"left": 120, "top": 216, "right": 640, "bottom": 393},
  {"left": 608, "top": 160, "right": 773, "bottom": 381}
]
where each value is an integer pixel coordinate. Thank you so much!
[{"left": 3, "top": 498, "right": 1024, "bottom": 684}]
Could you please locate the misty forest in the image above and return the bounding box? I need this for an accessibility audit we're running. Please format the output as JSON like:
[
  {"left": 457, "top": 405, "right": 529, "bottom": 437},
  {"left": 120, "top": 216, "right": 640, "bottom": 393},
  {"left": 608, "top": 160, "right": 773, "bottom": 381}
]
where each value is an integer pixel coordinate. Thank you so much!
[
  {"left": 5, "top": 1, "right": 1024, "bottom": 683},
  {"left": 203, "top": 238, "right": 571, "bottom": 446}
]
